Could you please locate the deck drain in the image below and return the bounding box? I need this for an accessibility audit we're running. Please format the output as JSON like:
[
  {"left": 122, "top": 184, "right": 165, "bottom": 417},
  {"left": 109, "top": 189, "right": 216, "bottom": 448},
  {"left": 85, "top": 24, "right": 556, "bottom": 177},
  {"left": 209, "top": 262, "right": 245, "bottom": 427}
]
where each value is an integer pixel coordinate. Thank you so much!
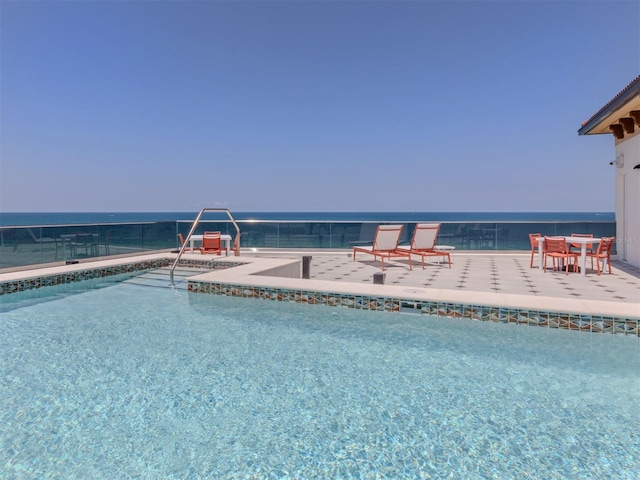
[{"left": 402, "top": 288, "right": 426, "bottom": 294}]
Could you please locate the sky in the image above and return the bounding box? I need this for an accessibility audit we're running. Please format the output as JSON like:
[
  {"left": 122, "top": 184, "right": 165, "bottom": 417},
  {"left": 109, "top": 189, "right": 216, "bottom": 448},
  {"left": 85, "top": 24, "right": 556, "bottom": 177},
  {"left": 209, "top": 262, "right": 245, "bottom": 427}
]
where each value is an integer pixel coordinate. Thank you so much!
[{"left": 0, "top": 0, "right": 638, "bottom": 213}]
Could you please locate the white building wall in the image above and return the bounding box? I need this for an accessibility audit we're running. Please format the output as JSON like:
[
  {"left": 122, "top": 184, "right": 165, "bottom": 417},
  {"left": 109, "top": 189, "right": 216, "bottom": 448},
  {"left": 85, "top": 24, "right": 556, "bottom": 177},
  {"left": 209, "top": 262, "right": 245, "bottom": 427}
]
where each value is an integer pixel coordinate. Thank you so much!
[{"left": 615, "top": 133, "right": 640, "bottom": 268}]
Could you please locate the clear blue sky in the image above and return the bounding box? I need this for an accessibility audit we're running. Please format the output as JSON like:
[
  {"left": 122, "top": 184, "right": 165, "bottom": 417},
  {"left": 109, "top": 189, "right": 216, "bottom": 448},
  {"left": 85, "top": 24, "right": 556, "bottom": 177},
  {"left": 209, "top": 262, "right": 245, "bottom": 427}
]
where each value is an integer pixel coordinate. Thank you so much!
[{"left": 1, "top": 0, "right": 638, "bottom": 212}]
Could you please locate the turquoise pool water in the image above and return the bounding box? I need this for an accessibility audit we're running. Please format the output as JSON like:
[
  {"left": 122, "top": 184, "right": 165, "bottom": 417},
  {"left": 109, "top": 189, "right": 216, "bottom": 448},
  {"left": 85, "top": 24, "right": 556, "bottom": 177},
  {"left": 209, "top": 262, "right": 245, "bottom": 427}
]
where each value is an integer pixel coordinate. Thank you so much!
[{"left": 1, "top": 274, "right": 638, "bottom": 479}]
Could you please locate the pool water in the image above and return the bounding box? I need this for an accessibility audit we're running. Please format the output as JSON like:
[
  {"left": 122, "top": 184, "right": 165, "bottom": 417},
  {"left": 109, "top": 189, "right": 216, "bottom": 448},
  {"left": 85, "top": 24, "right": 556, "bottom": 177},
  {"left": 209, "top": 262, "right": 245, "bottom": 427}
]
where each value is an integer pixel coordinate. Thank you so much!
[{"left": 1, "top": 273, "right": 639, "bottom": 479}]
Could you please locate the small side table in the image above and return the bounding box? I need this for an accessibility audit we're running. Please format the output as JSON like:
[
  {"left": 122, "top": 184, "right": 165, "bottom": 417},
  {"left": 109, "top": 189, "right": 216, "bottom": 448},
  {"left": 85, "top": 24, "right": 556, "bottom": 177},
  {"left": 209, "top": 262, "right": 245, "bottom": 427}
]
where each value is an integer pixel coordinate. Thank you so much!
[{"left": 434, "top": 245, "right": 455, "bottom": 263}]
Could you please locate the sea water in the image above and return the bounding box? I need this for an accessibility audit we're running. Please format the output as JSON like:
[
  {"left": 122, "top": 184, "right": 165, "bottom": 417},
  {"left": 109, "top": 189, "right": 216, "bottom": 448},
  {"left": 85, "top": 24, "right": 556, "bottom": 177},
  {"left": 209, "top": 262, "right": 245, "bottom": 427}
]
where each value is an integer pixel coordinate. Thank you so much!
[{"left": 0, "top": 211, "right": 616, "bottom": 226}]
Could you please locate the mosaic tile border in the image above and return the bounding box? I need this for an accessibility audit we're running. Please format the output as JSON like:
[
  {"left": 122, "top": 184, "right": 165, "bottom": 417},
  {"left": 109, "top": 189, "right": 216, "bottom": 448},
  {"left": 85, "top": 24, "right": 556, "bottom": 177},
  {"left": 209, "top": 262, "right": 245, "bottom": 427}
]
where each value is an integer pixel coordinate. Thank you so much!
[
  {"left": 0, "top": 258, "right": 242, "bottom": 295},
  {"left": 0, "top": 259, "right": 172, "bottom": 295},
  {"left": 176, "top": 258, "right": 244, "bottom": 270},
  {"left": 188, "top": 281, "right": 640, "bottom": 336}
]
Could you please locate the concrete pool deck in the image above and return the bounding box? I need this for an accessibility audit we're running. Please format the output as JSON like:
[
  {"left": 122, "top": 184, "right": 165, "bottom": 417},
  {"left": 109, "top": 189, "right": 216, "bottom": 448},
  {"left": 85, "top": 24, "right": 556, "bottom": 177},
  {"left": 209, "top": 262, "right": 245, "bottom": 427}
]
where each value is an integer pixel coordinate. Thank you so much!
[{"left": 2, "top": 249, "right": 639, "bottom": 321}]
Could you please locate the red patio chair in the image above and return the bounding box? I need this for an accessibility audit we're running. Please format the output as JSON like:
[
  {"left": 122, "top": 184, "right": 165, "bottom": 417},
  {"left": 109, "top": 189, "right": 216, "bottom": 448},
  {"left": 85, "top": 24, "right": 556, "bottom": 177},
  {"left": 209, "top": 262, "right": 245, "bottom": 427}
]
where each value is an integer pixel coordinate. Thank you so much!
[
  {"left": 529, "top": 233, "right": 542, "bottom": 268},
  {"left": 199, "top": 231, "right": 222, "bottom": 255},
  {"left": 230, "top": 233, "right": 241, "bottom": 256},
  {"left": 543, "top": 236, "right": 579, "bottom": 274},
  {"left": 587, "top": 237, "right": 615, "bottom": 275},
  {"left": 569, "top": 233, "right": 594, "bottom": 254},
  {"left": 178, "top": 233, "right": 189, "bottom": 253}
]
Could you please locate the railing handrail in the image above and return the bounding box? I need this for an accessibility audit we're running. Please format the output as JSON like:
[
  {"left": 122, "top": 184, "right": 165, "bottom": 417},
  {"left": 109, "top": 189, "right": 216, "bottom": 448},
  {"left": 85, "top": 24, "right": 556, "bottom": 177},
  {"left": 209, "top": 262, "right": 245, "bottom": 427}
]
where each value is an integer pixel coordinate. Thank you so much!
[
  {"left": 175, "top": 219, "right": 616, "bottom": 225},
  {"left": 170, "top": 208, "right": 241, "bottom": 286}
]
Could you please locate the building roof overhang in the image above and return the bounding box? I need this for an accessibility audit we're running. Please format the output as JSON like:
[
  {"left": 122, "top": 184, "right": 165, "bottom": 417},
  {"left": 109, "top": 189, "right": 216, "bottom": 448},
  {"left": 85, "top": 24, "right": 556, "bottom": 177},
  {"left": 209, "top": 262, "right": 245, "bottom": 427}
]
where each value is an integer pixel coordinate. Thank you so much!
[{"left": 578, "top": 75, "right": 640, "bottom": 138}]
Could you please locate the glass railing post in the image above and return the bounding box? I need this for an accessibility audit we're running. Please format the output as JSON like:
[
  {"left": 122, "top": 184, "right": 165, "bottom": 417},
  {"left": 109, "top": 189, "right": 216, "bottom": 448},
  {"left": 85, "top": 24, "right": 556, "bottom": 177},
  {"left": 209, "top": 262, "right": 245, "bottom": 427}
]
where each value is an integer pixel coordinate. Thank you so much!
[{"left": 329, "top": 222, "right": 332, "bottom": 248}]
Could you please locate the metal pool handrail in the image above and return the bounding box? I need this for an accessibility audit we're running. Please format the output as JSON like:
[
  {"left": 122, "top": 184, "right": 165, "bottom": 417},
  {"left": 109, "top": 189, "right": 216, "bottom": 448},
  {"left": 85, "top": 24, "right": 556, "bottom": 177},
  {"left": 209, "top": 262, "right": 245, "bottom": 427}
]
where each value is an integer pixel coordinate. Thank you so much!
[{"left": 170, "top": 208, "right": 241, "bottom": 286}]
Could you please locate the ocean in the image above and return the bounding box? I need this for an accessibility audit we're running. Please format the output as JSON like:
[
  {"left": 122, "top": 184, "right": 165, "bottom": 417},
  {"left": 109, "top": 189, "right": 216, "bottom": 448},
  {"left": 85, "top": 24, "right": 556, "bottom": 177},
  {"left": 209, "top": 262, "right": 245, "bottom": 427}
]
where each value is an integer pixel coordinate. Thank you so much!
[{"left": 0, "top": 212, "right": 615, "bottom": 227}]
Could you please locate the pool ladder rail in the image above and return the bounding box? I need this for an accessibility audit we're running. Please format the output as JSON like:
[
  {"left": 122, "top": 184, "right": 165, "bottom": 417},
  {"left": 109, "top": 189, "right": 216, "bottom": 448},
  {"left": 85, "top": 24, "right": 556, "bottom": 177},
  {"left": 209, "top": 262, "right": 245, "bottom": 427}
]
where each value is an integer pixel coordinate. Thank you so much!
[{"left": 169, "top": 208, "right": 241, "bottom": 286}]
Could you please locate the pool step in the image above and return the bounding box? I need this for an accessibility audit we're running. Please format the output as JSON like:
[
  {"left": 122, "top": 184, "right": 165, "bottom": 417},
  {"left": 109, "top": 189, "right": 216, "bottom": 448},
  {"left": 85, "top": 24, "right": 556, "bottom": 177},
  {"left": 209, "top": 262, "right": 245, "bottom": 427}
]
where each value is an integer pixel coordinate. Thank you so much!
[{"left": 122, "top": 266, "right": 202, "bottom": 290}]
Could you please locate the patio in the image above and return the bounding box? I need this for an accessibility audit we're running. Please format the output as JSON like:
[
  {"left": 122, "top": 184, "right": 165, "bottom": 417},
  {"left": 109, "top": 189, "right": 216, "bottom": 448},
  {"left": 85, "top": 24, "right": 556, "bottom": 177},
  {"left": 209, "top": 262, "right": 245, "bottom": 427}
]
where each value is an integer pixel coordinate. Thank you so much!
[{"left": 247, "top": 250, "right": 640, "bottom": 306}]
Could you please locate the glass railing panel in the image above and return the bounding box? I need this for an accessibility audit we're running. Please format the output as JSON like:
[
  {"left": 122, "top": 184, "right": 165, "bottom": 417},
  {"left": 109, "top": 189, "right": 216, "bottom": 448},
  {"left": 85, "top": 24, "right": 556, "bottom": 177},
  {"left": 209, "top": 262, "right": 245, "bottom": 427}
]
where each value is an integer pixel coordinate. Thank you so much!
[
  {"left": 241, "top": 222, "right": 280, "bottom": 248},
  {"left": 93, "top": 224, "right": 143, "bottom": 256},
  {"left": 324, "top": 222, "right": 369, "bottom": 249},
  {"left": 437, "top": 222, "right": 472, "bottom": 249},
  {"left": 141, "top": 222, "right": 175, "bottom": 251},
  {"left": 1, "top": 220, "right": 618, "bottom": 270},
  {"left": 193, "top": 221, "right": 232, "bottom": 236},
  {"left": 337, "top": 222, "right": 384, "bottom": 248},
  {"left": 0, "top": 225, "right": 105, "bottom": 267},
  {"left": 0, "top": 226, "right": 53, "bottom": 268},
  {"left": 60, "top": 226, "right": 100, "bottom": 261},
  {"left": 276, "top": 222, "right": 332, "bottom": 248}
]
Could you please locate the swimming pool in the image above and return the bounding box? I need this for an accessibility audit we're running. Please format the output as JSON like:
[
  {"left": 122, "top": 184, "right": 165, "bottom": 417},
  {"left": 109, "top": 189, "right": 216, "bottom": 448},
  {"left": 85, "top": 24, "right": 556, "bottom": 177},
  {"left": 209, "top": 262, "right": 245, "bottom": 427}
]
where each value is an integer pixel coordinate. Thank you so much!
[{"left": 1, "top": 272, "right": 638, "bottom": 478}]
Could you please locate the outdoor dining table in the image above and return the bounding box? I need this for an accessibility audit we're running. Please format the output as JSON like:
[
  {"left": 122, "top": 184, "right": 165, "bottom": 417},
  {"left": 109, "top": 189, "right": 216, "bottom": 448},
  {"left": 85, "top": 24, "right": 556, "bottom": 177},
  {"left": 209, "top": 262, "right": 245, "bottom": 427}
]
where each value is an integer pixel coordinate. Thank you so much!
[
  {"left": 187, "top": 234, "right": 232, "bottom": 255},
  {"left": 58, "top": 233, "right": 100, "bottom": 260},
  {"left": 536, "top": 236, "right": 601, "bottom": 277}
]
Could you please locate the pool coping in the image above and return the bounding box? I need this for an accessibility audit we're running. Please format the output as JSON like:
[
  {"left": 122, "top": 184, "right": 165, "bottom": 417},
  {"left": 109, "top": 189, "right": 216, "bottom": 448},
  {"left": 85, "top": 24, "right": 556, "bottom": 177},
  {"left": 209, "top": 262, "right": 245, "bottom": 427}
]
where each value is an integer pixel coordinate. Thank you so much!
[{"left": 1, "top": 253, "right": 638, "bottom": 335}]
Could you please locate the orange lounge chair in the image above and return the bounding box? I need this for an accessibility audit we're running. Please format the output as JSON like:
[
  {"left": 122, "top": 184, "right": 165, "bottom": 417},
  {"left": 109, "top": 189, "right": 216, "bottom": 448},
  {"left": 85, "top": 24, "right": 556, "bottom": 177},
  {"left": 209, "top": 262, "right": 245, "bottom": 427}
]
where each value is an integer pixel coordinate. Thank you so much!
[
  {"left": 353, "top": 224, "right": 411, "bottom": 271},
  {"left": 199, "top": 231, "right": 222, "bottom": 255},
  {"left": 397, "top": 223, "right": 451, "bottom": 269}
]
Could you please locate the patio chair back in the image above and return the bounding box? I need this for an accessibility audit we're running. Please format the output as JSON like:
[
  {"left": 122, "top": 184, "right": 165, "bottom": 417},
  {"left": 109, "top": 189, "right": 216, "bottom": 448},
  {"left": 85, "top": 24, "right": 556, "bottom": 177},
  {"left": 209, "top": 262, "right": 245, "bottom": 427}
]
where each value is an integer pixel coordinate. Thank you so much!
[
  {"left": 569, "top": 233, "right": 594, "bottom": 253},
  {"left": 410, "top": 224, "right": 440, "bottom": 251},
  {"left": 588, "top": 236, "right": 615, "bottom": 276},
  {"left": 200, "top": 231, "right": 222, "bottom": 255},
  {"left": 544, "top": 236, "right": 569, "bottom": 254},
  {"left": 528, "top": 233, "right": 542, "bottom": 268},
  {"left": 231, "top": 233, "right": 241, "bottom": 256},
  {"left": 596, "top": 236, "right": 615, "bottom": 255},
  {"left": 372, "top": 225, "right": 404, "bottom": 252},
  {"left": 529, "top": 233, "right": 541, "bottom": 250},
  {"left": 543, "top": 236, "right": 578, "bottom": 274}
]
